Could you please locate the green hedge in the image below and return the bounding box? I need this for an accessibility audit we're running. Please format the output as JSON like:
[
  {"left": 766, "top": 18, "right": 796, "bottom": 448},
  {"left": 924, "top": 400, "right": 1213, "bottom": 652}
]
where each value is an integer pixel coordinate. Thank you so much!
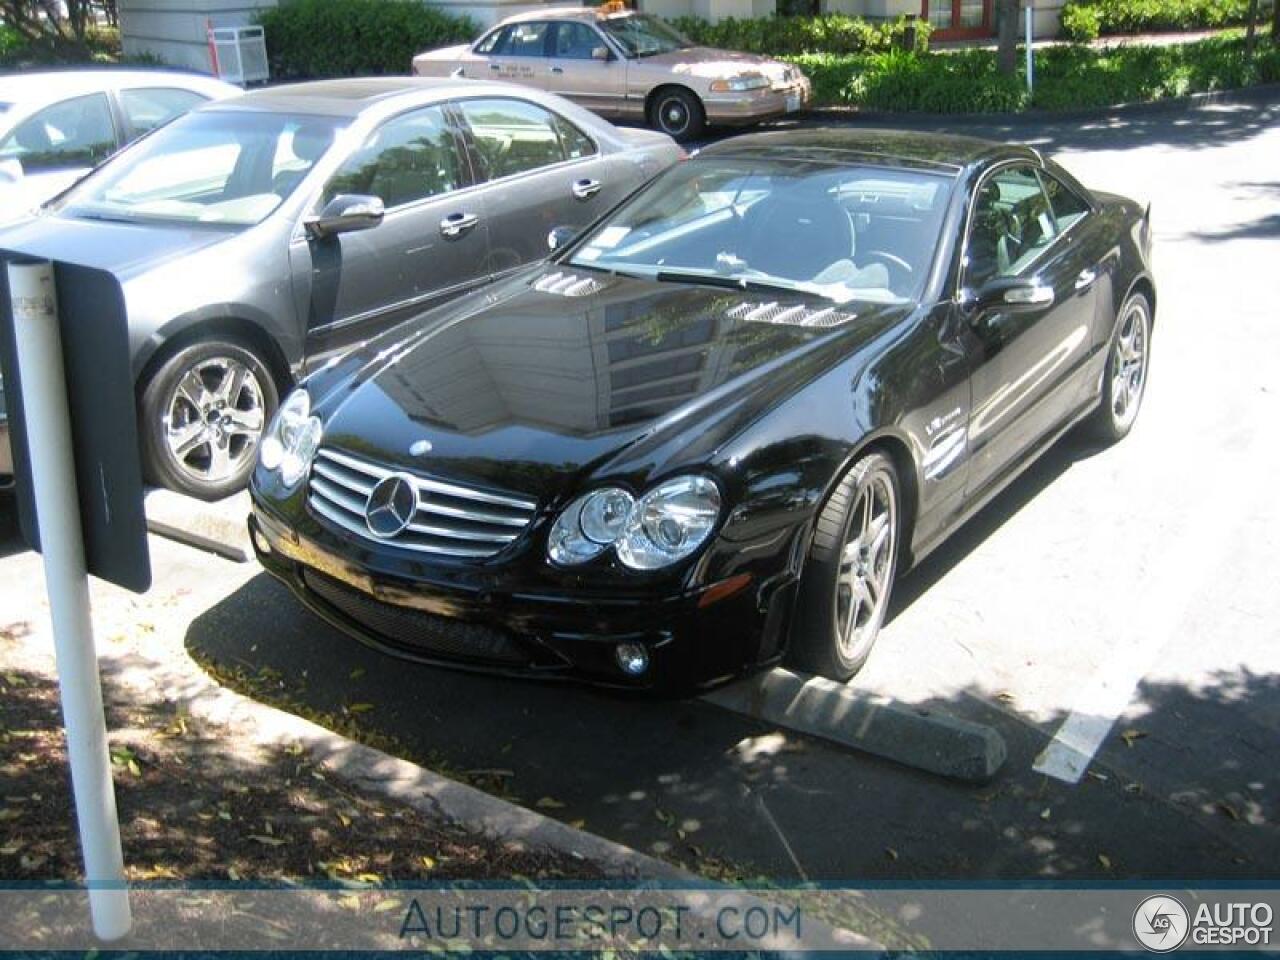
[
  {"left": 1058, "top": 0, "right": 1264, "bottom": 41},
  {"left": 255, "top": 0, "right": 476, "bottom": 80},
  {"left": 787, "top": 30, "right": 1280, "bottom": 112},
  {"left": 669, "top": 13, "right": 930, "bottom": 55}
]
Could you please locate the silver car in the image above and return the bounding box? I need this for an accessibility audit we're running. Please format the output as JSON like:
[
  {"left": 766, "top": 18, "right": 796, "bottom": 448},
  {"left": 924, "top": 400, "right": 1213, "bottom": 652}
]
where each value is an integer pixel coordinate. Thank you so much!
[{"left": 0, "top": 77, "right": 680, "bottom": 498}]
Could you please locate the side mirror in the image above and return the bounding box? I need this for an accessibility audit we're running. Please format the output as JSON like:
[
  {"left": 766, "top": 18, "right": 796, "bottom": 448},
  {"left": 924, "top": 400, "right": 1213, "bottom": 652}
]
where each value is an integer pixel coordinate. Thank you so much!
[
  {"left": 963, "top": 276, "right": 1054, "bottom": 321},
  {"left": 304, "top": 194, "right": 385, "bottom": 240},
  {"left": 0, "top": 158, "right": 24, "bottom": 184},
  {"left": 547, "top": 225, "right": 577, "bottom": 251},
  {"left": 591, "top": 45, "right": 611, "bottom": 61}
]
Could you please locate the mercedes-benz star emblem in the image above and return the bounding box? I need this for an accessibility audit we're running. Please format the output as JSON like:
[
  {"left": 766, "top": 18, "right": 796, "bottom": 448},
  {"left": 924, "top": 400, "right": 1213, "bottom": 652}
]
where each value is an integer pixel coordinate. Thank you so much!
[{"left": 365, "top": 474, "right": 417, "bottom": 539}]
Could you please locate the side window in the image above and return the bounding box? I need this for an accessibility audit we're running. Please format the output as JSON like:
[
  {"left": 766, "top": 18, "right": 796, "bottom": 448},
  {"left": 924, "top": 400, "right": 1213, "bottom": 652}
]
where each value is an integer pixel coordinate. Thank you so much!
[
  {"left": 0, "top": 93, "right": 116, "bottom": 174},
  {"left": 551, "top": 113, "right": 597, "bottom": 160},
  {"left": 551, "top": 21, "right": 603, "bottom": 59},
  {"left": 964, "top": 164, "right": 1058, "bottom": 287},
  {"left": 474, "top": 27, "right": 505, "bottom": 54},
  {"left": 494, "top": 21, "right": 549, "bottom": 56},
  {"left": 120, "top": 87, "right": 206, "bottom": 138},
  {"left": 323, "top": 106, "right": 461, "bottom": 209},
  {"left": 458, "top": 98, "right": 567, "bottom": 180},
  {"left": 1040, "top": 171, "right": 1090, "bottom": 233}
]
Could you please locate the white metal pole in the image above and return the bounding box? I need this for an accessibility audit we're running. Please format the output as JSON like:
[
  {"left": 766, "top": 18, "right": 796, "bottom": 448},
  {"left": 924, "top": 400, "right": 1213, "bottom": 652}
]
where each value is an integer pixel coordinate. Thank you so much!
[
  {"left": 1025, "top": 2, "right": 1035, "bottom": 96},
  {"left": 7, "top": 259, "right": 131, "bottom": 941}
]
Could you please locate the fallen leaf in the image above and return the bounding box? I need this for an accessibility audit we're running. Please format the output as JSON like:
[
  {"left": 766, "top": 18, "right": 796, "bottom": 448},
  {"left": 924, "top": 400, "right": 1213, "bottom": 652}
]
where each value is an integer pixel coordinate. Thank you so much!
[
  {"left": 535, "top": 797, "right": 565, "bottom": 810},
  {"left": 885, "top": 847, "right": 899, "bottom": 861},
  {"left": 249, "top": 835, "right": 288, "bottom": 847},
  {"left": 569, "top": 819, "right": 586, "bottom": 829},
  {"left": 372, "top": 899, "right": 401, "bottom": 913},
  {"left": 349, "top": 668, "right": 366, "bottom": 680},
  {"left": 1086, "top": 771, "right": 1109, "bottom": 782},
  {"left": 346, "top": 703, "right": 375, "bottom": 715},
  {"left": 1039, "top": 807, "right": 1051, "bottom": 820},
  {"left": 1217, "top": 802, "right": 1241, "bottom": 821},
  {"left": 1119, "top": 729, "right": 1147, "bottom": 748},
  {"left": 1098, "top": 853, "right": 1113, "bottom": 870},
  {"left": 419, "top": 855, "right": 436, "bottom": 871},
  {"left": 336, "top": 813, "right": 351, "bottom": 828}
]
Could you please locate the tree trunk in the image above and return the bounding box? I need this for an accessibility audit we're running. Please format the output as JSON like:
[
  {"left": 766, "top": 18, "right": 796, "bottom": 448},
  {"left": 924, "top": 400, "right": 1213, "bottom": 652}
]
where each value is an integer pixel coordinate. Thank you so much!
[
  {"left": 1244, "top": 0, "right": 1259, "bottom": 58},
  {"left": 1272, "top": 0, "right": 1278, "bottom": 47},
  {"left": 996, "top": 0, "right": 1020, "bottom": 75}
]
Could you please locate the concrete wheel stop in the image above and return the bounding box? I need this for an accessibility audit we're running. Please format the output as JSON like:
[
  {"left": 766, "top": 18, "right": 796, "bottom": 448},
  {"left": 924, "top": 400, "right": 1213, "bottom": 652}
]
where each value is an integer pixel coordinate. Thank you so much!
[
  {"left": 702, "top": 667, "right": 1008, "bottom": 783},
  {"left": 144, "top": 488, "right": 253, "bottom": 563}
]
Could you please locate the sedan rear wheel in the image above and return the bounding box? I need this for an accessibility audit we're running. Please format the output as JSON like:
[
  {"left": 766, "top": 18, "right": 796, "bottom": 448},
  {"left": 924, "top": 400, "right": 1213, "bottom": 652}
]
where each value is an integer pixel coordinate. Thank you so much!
[
  {"left": 788, "top": 451, "right": 900, "bottom": 681},
  {"left": 140, "top": 338, "right": 278, "bottom": 501}
]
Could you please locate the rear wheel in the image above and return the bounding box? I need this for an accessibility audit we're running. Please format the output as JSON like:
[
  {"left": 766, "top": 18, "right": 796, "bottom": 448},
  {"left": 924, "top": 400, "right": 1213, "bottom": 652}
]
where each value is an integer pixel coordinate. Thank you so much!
[
  {"left": 1086, "top": 291, "right": 1151, "bottom": 443},
  {"left": 139, "top": 337, "right": 278, "bottom": 500},
  {"left": 787, "top": 451, "right": 900, "bottom": 681},
  {"left": 649, "top": 87, "right": 705, "bottom": 142}
]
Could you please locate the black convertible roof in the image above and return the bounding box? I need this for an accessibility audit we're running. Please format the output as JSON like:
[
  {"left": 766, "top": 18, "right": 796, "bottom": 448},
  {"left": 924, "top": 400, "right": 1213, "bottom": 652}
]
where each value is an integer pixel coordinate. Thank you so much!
[{"left": 700, "top": 127, "right": 1039, "bottom": 173}]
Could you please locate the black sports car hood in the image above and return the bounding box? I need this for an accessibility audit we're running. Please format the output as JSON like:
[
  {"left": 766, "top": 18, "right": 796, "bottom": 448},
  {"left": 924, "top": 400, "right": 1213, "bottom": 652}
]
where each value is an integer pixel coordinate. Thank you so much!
[{"left": 317, "top": 270, "right": 911, "bottom": 500}]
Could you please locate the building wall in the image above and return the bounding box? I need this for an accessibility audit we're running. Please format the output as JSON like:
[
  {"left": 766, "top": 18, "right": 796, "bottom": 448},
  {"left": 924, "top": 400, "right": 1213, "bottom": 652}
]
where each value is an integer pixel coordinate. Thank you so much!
[{"left": 118, "top": 0, "right": 278, "bottom": 74}]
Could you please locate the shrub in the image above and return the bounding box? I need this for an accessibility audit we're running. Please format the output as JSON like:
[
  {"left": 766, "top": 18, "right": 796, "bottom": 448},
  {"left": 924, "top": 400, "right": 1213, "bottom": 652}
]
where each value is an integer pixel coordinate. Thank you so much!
[
  {"left": 255, "top": 0, "right": 476, "bottom": 80},
  {"left": 669, "top": 13, "right": 930, "bottom": 56},
  {"left": 1057, "top": 0, "right": 1265, "bottom": 38}
]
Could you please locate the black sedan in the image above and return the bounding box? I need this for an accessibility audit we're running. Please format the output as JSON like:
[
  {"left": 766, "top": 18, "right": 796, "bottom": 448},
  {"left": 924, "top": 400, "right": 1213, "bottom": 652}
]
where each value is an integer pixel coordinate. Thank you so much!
[{"left": 248, "top": 128, "right": 1155, "bottom": 690}]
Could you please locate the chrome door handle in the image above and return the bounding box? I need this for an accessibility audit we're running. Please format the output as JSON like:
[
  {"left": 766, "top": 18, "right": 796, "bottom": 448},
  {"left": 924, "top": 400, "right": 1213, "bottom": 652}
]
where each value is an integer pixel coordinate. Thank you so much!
[
  {"left": 551, "top": 66, "right": 564, "bottom": 74},
  {"left": 1075, "top": 267, "right": 1097, "bottom": 290},
  {"left": 572, "top": 178, "right": 602, "bottom": 200},
  {"left": 489, "top": 63, "right": 501, "bottom": 71},
  {"left": 440, "top": 212, "right": 479, "bottom": 239}
]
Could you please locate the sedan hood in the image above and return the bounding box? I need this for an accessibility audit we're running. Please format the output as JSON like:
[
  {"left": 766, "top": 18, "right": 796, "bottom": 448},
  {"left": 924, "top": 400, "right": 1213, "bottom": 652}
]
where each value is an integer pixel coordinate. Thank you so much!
[
  {"left": 643, "top": 46, "right": 795, "bottom": 83},
  {"left": 318, "top": 269, "right": 909, "bottom": 502},
  {"left": 0, "top": 211, "right": 236, "bottom": 280}
]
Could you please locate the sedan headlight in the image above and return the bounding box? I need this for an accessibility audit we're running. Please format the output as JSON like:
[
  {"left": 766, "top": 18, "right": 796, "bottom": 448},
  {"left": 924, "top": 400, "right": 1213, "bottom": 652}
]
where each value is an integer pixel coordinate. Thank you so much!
[
  {"left": 258, "top": 389, "right": 322, "bottom": 489},
  {"left": 710, "top": 73, "right": 770, "bottom": 93},
  {"left": 547, "top": 475, "right": 721, "bottom": 571}
]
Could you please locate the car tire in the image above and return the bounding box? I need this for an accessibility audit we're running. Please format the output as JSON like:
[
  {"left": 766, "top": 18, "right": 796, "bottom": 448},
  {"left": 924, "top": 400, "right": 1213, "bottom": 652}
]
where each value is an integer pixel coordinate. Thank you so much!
[
  {"left": 139, "top": 337, "right": 278, "bottom": 501},
  {"left": 1085, "top": 291, "right": 1151, "bottom": 444},
  {"left": 649, "top": 87, "right": 705, "bottom": 142},
  {"left": 787, "top": 451, "right": 900, "bottom": 682}
]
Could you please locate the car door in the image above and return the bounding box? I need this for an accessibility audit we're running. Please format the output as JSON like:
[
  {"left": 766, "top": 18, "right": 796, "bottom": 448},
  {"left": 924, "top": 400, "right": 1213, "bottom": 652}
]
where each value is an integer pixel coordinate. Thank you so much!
[
  {"left": 453, "top": 96, "right": 617, "bottom": 278},
  {"left": 960, "top": 162, "right": 1099, "bottom": 498},
  {"left": 0, "top": 92, "right": 119, "bottom": 214},
  {"left": 116, "top": 86, "right": 210, "bottom": 141},
  {"left": 293, "top": 103, "right": 491, "bottom": 368},
  {"left": 542, "top": 21, "right": 627, "bottom": 117},
  {"left": 479, "top": 20, "right": 551, "bottom": 89}
]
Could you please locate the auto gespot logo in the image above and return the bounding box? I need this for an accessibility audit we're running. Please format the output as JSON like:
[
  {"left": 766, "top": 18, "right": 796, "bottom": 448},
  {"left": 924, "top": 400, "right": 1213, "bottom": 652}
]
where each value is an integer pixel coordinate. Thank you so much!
[{"left": 1133, "top": 895, "right": 1274, "bottom": 951}]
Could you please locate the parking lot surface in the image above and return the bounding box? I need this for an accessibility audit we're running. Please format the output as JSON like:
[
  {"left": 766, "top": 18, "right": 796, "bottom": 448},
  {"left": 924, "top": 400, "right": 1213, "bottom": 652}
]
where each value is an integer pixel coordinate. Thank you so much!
[{"left": 3, "top": 94, "right": 1278, "bottom": 883}]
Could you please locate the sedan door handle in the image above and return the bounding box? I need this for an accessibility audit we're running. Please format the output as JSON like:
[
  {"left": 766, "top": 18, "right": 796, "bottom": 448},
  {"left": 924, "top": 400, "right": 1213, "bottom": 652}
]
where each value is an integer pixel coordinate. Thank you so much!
[
  {"left": 551, "top": 66, "right": 564, "bottom": 74},
  {"left": 489, "top": 63, "right": 501, "bottom": 71},
  {"left": 440, "top": 212, "right": 479, "bottom": 239},
  {"left": 572, "top": 178, "right": 602, "bottom": 201},
  {"left": 1075, "top": 267, "right": 1098, "bottom": 291}
]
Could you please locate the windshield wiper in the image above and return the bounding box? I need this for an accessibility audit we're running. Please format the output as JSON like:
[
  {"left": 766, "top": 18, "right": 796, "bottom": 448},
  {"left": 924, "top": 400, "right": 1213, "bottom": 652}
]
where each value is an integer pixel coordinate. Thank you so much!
[{"left": 655, "top": 270, "right": 823, "bottom": 299}]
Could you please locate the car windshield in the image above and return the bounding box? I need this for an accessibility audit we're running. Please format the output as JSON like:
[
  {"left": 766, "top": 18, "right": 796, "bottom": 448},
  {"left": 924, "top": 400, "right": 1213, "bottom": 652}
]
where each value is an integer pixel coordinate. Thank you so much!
[
  {"left": 598, "top": 14, "right": 691, "bottom": 57},
  {"left": 53, "top": 110, "right": 347, "bottom": 227},
  {"left": 567, "top": 157, "right": 954, "bottom": 304}
]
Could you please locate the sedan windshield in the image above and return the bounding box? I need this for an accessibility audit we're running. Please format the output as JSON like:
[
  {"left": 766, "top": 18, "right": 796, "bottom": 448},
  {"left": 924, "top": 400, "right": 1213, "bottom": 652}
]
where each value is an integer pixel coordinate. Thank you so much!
[
  {"left": 54, "top": 110, "right": 346, "bottom": 227},
  {"left": 598, "top": 14, "right": 691, "bottom": 57},
  {"left": 568, "top": 158, "right": 954, "bottom": 304}
]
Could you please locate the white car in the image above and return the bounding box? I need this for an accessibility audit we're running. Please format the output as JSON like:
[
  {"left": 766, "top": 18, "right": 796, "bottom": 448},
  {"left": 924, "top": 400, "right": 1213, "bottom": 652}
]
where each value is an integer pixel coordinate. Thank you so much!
[{"left": 0, "top": 69, "right": 240, "bottom": 224}]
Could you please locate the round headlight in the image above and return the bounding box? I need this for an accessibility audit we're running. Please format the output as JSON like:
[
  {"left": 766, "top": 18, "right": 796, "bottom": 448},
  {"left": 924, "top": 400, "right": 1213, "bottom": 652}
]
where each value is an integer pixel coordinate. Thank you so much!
[
  {"left": 259, "top": 389, "right": 322, "bottom": 490},
  {"left": 616, "top": 475, "right": 721, "bottom": 571},
  {"left": 580, "top": 488, "right": 634, "bottom": 544},
  {"left": 547, "top": 486, "right": 634, "bottom": 565}
]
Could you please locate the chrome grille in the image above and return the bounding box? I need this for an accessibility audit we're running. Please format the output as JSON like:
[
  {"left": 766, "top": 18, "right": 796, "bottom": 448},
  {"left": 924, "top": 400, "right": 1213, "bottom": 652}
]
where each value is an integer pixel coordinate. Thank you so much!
[{"left": 307, "top": 448, "right": 538, "bottom": 559}]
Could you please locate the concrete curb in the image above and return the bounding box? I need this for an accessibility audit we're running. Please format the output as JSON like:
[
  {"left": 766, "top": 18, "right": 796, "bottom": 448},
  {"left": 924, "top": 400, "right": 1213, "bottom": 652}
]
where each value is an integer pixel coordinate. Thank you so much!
[
  {"left": 702, "top": 668, "right": 1007, "bottom": 784},
  {"left": 803, "top": 80, "right": 1280, "bottom": 128},
  {"left": 144, "top": 488, "right": 252, "bottom": 563}
]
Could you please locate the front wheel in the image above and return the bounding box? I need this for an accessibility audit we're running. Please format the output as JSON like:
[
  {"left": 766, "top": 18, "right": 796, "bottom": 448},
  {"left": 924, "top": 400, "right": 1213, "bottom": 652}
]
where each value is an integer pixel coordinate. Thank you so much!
[
  {"left": 787, "top": 451, "right": 900, "bottom": 682},
  {"left": 649, "top": 88, "right": 705, "bottom": 142},
  {"left": 1085, "top": 291, "right": 1151, "bottom": 443},
  {"left": 139, "top": 338, "right": 278, "bottom": 500}
]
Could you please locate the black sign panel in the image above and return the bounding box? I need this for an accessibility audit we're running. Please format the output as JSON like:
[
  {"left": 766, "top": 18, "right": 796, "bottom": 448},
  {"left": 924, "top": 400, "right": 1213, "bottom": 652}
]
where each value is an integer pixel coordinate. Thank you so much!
[{"left": 0, "top": 256, "right": 151, "bottom": 593}]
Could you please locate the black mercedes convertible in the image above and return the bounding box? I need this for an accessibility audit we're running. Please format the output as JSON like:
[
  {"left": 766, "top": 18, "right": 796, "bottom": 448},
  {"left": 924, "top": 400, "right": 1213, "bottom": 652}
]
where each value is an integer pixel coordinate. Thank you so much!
[{"left": 248, "top": 128, "right": 1154, "bottom": 690}]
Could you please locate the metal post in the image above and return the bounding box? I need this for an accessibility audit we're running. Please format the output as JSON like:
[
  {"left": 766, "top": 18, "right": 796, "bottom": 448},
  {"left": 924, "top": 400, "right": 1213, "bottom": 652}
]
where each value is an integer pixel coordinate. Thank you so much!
[
  {"left": 7, "top": 259, "right": 131, "bottom": 941},
  {"left": 1025, "top": 1, "right": 1035, "bottom": 96}
]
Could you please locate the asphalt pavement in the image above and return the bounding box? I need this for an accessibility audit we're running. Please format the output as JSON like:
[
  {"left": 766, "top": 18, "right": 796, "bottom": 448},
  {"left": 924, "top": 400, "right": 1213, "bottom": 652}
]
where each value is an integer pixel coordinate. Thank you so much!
[{"left": 2, "top": 93, "right": 1277, "bottom": 883}]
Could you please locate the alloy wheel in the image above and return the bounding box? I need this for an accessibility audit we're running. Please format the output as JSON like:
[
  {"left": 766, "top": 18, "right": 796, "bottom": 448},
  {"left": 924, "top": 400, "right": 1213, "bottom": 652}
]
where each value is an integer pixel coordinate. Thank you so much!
[
  {"left": 163, "top": 356, "right": 266, "bottom": 484},
  {"left": 1110, "top": 299, "right": 1149, "bottom": 431},
  {"left": 657, "top": 96, "right": 690, "bottom": 137},
  {"left": 835, "top": 470, "right": 897, "bottom": 660}
]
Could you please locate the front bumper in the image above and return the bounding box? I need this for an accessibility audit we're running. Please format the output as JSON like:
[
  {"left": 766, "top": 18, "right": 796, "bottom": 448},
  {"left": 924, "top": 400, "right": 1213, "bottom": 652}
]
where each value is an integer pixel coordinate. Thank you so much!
[
  {"left": 704, "top": 78, "right": 812, "bottom": 126},
  {"left": 248, "top": 502, "right": 798, "bottom": 691}
]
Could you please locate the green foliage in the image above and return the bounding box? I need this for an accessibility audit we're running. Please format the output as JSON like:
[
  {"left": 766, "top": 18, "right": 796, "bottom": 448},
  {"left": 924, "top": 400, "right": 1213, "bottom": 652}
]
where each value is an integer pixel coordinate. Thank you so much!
[
  {"left": 0, "top": 23, "right": 23, "bottom": 59},
  {"left": 0, "top": 23, "right": 121, "bottom": 65},
  {"left": 787, "top": 30, "right": 1278, "bottom": 112},
  {"left": 255, "top": 0, "right": 476, "bottom": 80},
  {"left": 669, "top": 13, "right": 931, "bottom": 55},
  {"left": 1058, "top": 0, "right": 1264, "bottom": 39}
]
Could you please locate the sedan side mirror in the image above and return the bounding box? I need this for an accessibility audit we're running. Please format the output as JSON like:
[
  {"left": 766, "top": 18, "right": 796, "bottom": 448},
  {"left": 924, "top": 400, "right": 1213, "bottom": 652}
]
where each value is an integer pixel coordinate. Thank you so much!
[
  {"left": 591, "top": 45, "right": 611, "bottom": 61},
  {"left": 963, "top": 276, "right": 1054, "bottom": 320},
  {"left": 305, "top": 194, "right": 385, "bottom": 240},
  {"left": 547, "top": 225, "right": 577, "bottom": 251}
]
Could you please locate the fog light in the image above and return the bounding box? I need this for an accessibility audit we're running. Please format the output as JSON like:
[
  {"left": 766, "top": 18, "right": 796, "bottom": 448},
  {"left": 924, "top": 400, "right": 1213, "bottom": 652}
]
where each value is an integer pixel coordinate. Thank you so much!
[{"left": 615, "top": 642, "right": 649, "bottom": 677}]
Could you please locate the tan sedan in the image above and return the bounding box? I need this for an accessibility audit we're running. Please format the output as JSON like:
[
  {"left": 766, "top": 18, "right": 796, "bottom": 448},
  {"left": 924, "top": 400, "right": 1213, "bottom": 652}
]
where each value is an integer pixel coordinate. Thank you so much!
[{"left": 412, "top": 7, "right": 810, "bottom": 141}]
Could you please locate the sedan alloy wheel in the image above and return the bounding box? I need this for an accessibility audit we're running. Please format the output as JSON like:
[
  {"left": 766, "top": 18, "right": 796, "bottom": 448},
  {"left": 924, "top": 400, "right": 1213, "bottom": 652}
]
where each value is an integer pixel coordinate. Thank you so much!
[{"left": 165, "top": 357, "right": 266, "bottom": 484}]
